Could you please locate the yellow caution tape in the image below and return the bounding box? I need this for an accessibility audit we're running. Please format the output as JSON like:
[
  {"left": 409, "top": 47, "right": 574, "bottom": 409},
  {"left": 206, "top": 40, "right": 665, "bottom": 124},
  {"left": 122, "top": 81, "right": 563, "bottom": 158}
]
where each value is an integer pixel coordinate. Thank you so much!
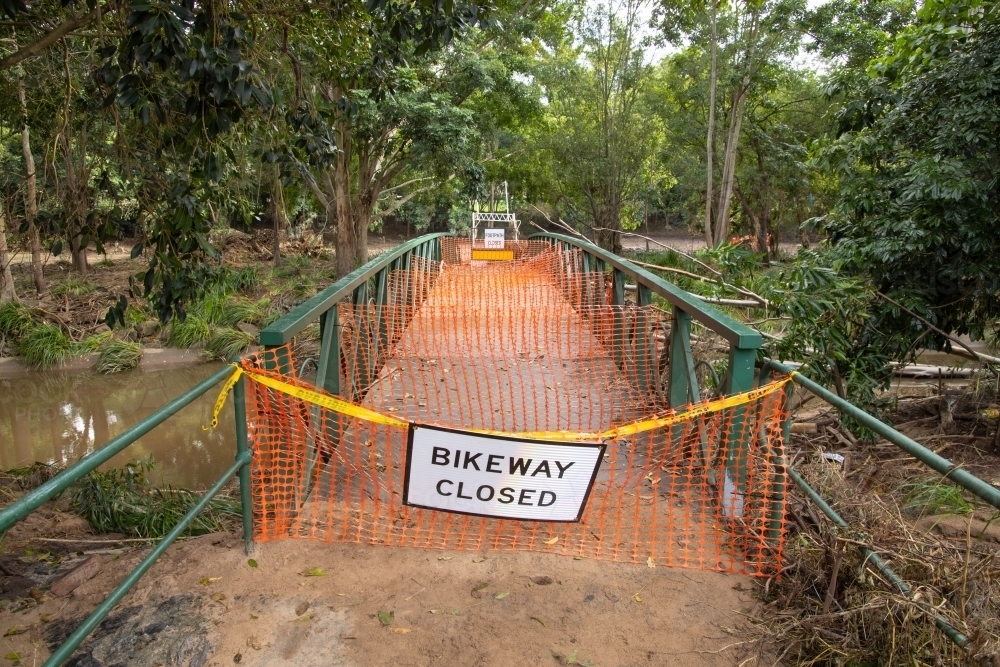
[
  {"left": 205, "top": 366, "right": 244, "bottom": 430},
  {"left": 208, "top": 364, "right": 410, "bottom": 431},
  {"left": 210, "top": 362, "right": 792, "bottom": 442}
]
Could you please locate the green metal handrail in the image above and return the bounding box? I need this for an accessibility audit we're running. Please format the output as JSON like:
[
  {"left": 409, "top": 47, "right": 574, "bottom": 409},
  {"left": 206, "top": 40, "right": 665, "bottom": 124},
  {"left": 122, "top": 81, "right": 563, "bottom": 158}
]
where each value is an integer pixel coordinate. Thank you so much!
[
  {"left": 528, "top": 232, "right": 761, "bottom": 348},
  {"left": 787, "top": 467, "right": 969, "bottom": 647},
  {"left": 0, "top": 364, "right": 253, "bottom": 667},
  {"left": 764, "top": 359, "right": 1000, "bottom": 511},
  {"left": 764, "top": 358, "right": 1000, "bottom": 650}
]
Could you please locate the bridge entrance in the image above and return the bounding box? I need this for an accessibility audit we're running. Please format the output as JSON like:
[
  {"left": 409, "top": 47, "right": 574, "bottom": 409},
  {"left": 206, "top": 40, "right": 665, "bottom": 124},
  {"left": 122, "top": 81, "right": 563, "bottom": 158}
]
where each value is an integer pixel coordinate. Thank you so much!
[{"left": 241, "top": 240, "right": 789, "bottom": 575}]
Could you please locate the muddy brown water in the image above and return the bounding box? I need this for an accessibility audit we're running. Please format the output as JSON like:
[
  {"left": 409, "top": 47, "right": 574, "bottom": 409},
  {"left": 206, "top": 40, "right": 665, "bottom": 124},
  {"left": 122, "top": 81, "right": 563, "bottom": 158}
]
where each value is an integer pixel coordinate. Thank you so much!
[{"left": 0, "top": 364, "right": 236, "bottom": 489}]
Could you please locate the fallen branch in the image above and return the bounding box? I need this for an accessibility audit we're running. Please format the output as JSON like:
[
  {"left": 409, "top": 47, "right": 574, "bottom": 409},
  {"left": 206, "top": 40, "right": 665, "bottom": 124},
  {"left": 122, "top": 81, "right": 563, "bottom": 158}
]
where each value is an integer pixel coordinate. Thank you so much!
[
  {"left": 587, "top": 226, "right": 723, "bottom": 277},
  {"left": 877, "top": 291, "right": 1000, "bottom": 367},
  {"left": 627, "top": 259, "right": 770, "bottom": 307}
]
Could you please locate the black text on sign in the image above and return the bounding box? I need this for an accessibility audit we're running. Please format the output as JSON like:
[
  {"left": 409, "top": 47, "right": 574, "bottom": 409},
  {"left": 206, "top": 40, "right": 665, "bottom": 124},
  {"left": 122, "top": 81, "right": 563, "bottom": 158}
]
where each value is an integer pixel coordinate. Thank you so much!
[{"left": 403, "top": 424, "right": 605, "bottom": 522}]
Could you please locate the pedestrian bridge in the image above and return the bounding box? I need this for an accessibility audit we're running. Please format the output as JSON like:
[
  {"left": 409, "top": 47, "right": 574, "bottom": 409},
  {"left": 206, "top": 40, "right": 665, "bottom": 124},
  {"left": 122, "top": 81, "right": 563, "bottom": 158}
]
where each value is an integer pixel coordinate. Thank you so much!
[{"left": 241, "top": 234, "right": 790, "bottom": 576}]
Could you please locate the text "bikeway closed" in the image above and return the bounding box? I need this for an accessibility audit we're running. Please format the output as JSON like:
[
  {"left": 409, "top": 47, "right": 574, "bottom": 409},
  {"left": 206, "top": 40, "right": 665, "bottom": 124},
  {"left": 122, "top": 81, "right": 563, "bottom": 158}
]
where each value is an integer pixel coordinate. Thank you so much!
[{"left": 403, "top": 424, "right": 605, "bottom": 522}]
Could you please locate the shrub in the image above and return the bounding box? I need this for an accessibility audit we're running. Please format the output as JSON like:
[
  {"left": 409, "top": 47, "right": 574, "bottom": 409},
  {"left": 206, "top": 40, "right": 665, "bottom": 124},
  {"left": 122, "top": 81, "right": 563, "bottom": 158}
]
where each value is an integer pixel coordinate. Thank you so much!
[
  {"left": 166, "top": 315, "right": 211, "bottom": 348},
  {"left": 50, "top": 275, "right": 98, "bottom": 297},
  {"left": 16, "top": 323, "right": 73, "bottom": 368},
  {"left": 69, "top": 458, "right": 240, "bottom": 538},
  {"left": 96, "top": 340, "right": 143, "bottom": 374},
  {"left": 204, "top": 328, "right": 255, "bottom": 360},
  {"left": 0, "top": 302, "right": 35, "bottom": 341}
]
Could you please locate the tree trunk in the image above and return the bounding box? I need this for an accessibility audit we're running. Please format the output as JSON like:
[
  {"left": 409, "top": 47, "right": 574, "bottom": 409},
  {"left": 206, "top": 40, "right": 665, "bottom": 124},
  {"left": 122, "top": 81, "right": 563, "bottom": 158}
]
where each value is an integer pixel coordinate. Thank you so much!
[
  {"left": 354, "top": 208, "right": 370, "bottom": 268},
  {"left": 0, "top": 208, "right": 16, "bottom": 303},
  {"left": 714, "top": 83, "right": 749, "bottom": 245},
  {"left": 334, "top": 126, "right": 356, "bottom": 279},
  {"left": 704, "top": 0, "right": 718, "bottom": 247},
  {"left": 62, "top": 133, "right": 88, "bottom": 274},
  {"left": 18, "top": 77, "right": 45, "bottom": 295},
  {"left": 270, "top": 168, "right": 286, "bottom": 267},
  {"left": 593, "top": 205, "right": 623, "bottom": 254}
]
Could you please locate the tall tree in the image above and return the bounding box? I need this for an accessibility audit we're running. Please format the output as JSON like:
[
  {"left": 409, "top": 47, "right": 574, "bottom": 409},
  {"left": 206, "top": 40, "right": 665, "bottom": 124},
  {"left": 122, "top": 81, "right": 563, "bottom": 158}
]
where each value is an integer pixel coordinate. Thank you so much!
[
  {"left": 0, "top": 207, "right": 14, "bottom": 303},
  {"left": 540, "top": 0, "right": 661, "bottom": 252},
  {"left": 821, "top": 0, "right": 1000, "bottom": 349},
  {"left": 16, "top": 73, "right": 44, "bottom": 294}
]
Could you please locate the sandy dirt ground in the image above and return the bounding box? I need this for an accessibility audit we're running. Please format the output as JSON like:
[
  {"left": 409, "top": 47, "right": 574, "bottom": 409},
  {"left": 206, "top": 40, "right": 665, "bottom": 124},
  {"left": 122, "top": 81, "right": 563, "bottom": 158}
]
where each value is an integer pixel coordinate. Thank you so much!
[{"left": 0, "top": 532, "right": 757, "bottom": 667}]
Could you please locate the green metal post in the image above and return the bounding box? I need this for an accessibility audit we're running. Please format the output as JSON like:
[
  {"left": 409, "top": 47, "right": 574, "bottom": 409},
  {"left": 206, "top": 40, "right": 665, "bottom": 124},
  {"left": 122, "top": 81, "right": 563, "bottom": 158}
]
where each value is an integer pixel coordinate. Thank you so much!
[
  {"left": 316, "top": 307, "right": 341, "bottom": 396},
  {"left": 722, "top": 346, "right": 757, "bottom": 517},
  {"left": 232, "top": 375, "right": 255, "bottom": 555},
  {"left": 349, "top": 282, "right": 369, "bottom": 400},
  {"left": 756, "top": 364, "right": 788, "bottom": 544},
  {"left": 610, "top": 269, "right": 625, "bottom": 366},
  {"left": 372, "top": 267, "right": 389, "bottom": 378},
  {"left": 667, "top": 308, "right": 698, "bottom": 408},
  {"left": 787, "top": 467, "right": 969, "bottom": 648}
]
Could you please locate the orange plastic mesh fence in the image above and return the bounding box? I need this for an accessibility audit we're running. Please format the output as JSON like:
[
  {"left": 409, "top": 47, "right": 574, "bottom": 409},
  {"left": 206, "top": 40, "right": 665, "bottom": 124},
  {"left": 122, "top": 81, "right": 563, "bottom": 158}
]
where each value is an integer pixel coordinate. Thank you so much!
[{"left": 241, "top": 248, "right": 789, "bottom": 575}]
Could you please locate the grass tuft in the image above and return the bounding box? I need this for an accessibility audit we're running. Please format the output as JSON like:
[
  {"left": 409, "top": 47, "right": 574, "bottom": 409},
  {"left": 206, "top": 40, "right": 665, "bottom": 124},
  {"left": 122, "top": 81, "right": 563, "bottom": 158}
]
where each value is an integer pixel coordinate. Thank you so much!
[
  {"left": 50, "top": 275, "right": 98, "bottom": 297},
  {"left": 273, "top": 255, "right": 311, "bottom": 279},
  {"left": 901, "top": 478, "right": 973, "bottom": 517},
  {"left": 0, "top": 302, "right": 36, "bottom": 341},
  {"left": 166, "top": 315, "right": 211, "bottom": 348},
  {"left": 124, "top": 302, "right": 154, "bottom": 328},
  {"left": 16, "top": 323, "right": 73, "bottom": 368},
  {"left": 77, "top": 331, "right": 113, "bottom": 353},
  {"left": 96, "top": 340, "right": 143, "bottom": 374},
  {"left": 204, "top": 328, "right": 255, "bottom": 360},
  {"left": 230, "top": 266, "right": 261, "bottom": 293},
  {"left": 69, "top": 457, "right": 241, "bottom": 538}
]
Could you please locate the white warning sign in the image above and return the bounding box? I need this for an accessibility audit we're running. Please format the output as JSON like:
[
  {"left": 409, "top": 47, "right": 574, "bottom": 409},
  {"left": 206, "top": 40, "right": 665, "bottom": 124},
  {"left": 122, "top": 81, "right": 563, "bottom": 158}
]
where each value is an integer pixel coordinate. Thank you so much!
[
  {"left": 403, "top": 424, "right": 604, "bottom": 522},
  {"left": 483, "top": 228, "right": 506, "bottom": 249}
]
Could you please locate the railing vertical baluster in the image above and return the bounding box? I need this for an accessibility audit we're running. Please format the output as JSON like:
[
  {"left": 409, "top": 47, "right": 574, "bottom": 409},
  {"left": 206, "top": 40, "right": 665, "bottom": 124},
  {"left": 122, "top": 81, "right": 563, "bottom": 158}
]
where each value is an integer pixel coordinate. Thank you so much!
[
  {"left": 350, "top": 282, "right": 369, "bottom": 401},
  {"left": 722, "top": 346, "right": 757, "bottom": 517},
  {"left": 232, "top": 375, "right": 255, "bottom": 555},
  {"left": 632, "top": 285, "right": 651, "bottom": 391},
  {"left": 371, "top": 267, "right": 389, "bottom": 385},
  {"left": 667, "top": 307, "right": 698, "bottom": 408},
  {"left": 316, "top": 308, "right": 341, "bottom": 396},
  {"left": 610, "top": 269, "right": 626, "bottom": 367}
]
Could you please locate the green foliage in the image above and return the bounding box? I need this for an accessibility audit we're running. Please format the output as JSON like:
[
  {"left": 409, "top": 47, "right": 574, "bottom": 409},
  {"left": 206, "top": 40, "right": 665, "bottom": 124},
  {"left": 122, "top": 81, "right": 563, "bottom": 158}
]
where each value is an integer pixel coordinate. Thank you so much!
[
  {"left": 272, "top": 255, "right": 312, "bottom": 280},
  {"left": 166, "top": 315, "right": 211, "bottom": 348},
  {"left": 68, "top": 458, "right": 240, "bottom": 538},
  {"left": 901, "top": 478, "right": 973, "bottom": 518},
  {"left": 50, "top": 275, "right": 98, "bottom": 298},
  {"left": 96, "top": 340, "right": 143, "bottom": 374},
  {"left": 124, "top": 303, "right": 153, "bottom": 328},
  {"left": 15, "top": 323, "right": 72, "bottom": 368},
  {"left": 759, "top": 249, "right": 890, "bottom": 409},
  {"left": 822, "top": 0, "right": 1000, "bottom": 352},
  {"left": 78, "top": 331, "right": 113, "bottom": 353},
  {"left": 0, "top": 302, "right": 35, "bottom": 341},
  {"left": 219, "top": 298, "right": 270, "bottom": 327},
  {"left": 203, "top": 328, "right": 255, "bottom": 360}
]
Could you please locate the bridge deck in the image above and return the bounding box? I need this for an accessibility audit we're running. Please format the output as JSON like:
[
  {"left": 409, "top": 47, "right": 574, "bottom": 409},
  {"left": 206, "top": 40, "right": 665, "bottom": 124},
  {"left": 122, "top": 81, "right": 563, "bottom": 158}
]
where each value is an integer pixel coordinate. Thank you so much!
[{"left": 281, "top": 255, "right": 750, "bottom": 573}]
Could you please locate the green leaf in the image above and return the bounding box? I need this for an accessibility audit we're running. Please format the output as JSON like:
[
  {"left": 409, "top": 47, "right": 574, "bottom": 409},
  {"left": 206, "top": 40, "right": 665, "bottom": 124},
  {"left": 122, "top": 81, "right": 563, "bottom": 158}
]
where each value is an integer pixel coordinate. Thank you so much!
[
  {"left": 378, "top": 610, "right": 393, "bottom": 626},
  {"left": 247, "top": 559, "right": 258, "bottom": 568}
]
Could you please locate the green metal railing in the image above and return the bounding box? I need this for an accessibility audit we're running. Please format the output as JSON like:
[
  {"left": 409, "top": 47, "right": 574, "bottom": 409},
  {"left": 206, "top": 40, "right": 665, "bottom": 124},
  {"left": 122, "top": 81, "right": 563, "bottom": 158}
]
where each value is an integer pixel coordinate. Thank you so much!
[
  {"left": 764, "top": 358, "right": 1000, "bottom": 650},
  {"left": 529, "top": 232, "right": 764, "bottom": 512},
  {"left": 259, "top": 233, "right": 450, "bottom": 389},
  {"left": 0, "top": 364, "right": 252, "bottom": 667}
]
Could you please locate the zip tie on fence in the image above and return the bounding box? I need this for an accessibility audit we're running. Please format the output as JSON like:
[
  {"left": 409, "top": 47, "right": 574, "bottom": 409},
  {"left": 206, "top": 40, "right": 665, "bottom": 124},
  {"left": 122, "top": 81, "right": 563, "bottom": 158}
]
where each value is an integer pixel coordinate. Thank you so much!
[{"left": 208, "top": 363, "right": 792, "bottom": 441}]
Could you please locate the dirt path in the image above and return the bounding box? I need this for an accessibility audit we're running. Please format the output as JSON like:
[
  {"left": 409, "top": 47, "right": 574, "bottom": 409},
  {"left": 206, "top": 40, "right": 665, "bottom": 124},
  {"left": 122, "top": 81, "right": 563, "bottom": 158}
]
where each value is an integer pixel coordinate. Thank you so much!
[{"left": 1, "top": 531, "right": 756, "bottom": 667}]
